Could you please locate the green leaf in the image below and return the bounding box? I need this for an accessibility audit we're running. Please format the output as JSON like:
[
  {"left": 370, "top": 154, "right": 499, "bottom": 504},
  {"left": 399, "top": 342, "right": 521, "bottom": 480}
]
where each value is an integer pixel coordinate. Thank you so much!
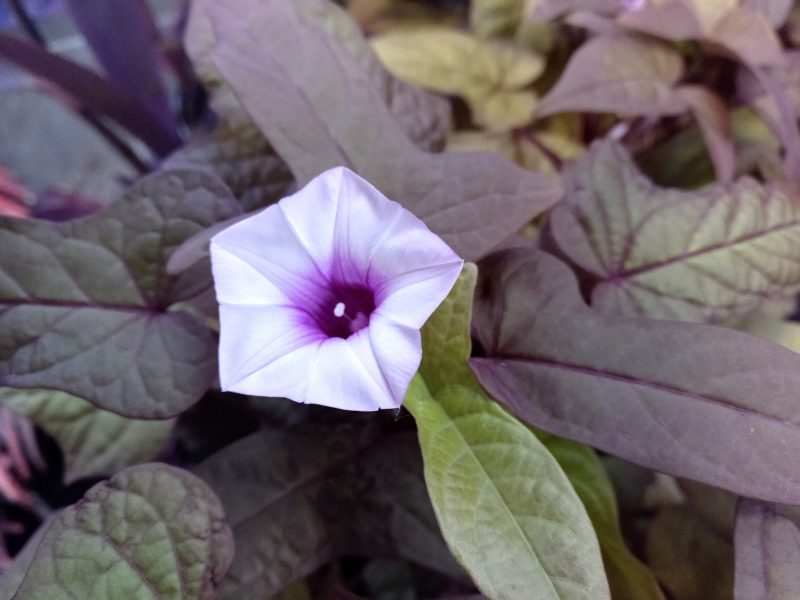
[
  {"left": 8, "top": 464, "right": 234, "bottom": 599},
  {"left": 470, "top": 0, "right": 525, "bottom": 38},
  {"left": 732, "top": 316, "right": 800, "bottom": 353},
  {"left": 551, "top": 140, "right": 800, "bottom": 322},
  {"left": 535, "top": 34, "right": 688, "bottom": 119},
  {"left": 193, "top": 0, "right": 562, "bottom": 261},
  {"left": 0, "top": 170, "right": 239, "bottom": 418},
  {"left": 405, "top": 378, "right": 609, "bottom": 600},
  {"left": 164, "top": 121, "right": 295, "bottom": 212},
  {"left": 645, "top": 507, "right": 733, "bottom": 600},
  {"left": 407, "top": 265, "right": 610, "bottom": 600},
  {"left": 533, "top": 431, "right": 664, "bottom": 600},
  {"left": 428, "top": 264, "right": 657, "bottom": 600},
  {"left": 372, "top": 28, "right": 542, "bottom": 131},
  {"left": 0, "top": 387, "right": 174, "bottom": 483}
]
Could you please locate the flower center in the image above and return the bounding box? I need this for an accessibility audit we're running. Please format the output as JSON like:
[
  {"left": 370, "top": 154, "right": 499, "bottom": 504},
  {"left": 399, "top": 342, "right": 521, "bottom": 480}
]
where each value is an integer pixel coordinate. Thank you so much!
[{"left": 317, "top": 283, "right": 375, "bottom": 339}]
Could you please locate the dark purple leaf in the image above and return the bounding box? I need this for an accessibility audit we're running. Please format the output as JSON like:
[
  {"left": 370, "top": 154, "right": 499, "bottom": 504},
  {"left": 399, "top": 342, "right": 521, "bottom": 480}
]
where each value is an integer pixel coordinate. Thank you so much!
[
  {"left": 64, "top": 0, "right": 175, "bottom": 133},
  {"left": 470, "top": 248, "right": 800, "bottom": 503},
  {"left": 734, "top": 499, "right": 800, "bottom": 599},
  {"left": 0, "top": 32, "right": 179, "bottom": 155}
]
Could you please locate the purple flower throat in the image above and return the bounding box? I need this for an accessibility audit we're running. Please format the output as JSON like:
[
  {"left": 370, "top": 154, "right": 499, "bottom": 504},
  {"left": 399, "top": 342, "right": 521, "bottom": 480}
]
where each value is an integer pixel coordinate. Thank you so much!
[{"left": 314, "top": 282, "right": 376, "bottom": 339}]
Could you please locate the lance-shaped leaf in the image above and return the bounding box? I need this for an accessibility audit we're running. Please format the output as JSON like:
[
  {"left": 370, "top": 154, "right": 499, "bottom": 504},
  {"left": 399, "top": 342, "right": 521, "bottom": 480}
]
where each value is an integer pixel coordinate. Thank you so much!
[
  {"left": 407, "top": 266, "right": 610, "bottom": 600},
  {"left": 420, "top": 265, "right": 658, "bottom": 599},
  {"left": 535, "top": 430, "right": 664, "bottom": 600},
  {"left": 550, "top": 140, "right": 800, "bottom": 322},
  {"left": 186, "top": 0, "right": 451, "bottom": 153},
  {"left": 7, "top": 464, "right": 234, "bottom": 600},
  {"left": 0, "top": 387, "right": 173, "bottom": 483},
  {"left": 0, "top": 170, "right": 240, "bottom": 418},
  {"left": 198, "top": 0, "right": 561, "bottom": 261},
  {"left": 535, "top": 34, "right": 688, "bottom": 119},
  {"left": 372, "top": 28, "right": 543, "bottom": 131},
  {"left": 470, "top": 248, "right": 800, "bottom": 503},
  {"left": 734, "top": 499, "right": 800, "bottom": 600}
]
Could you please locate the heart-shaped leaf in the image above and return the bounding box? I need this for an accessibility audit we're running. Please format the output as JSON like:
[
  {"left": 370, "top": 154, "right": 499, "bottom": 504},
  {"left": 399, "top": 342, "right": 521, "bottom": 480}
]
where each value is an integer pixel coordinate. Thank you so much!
[
  {"left": 8, "top": 464, "right": 234, "bottom": 600},
  {"left": 0, "top": 170, "right": 240, "bottom": 418},
  {"left": 551, "top": 140, "right": 800, "bottom": 322}
]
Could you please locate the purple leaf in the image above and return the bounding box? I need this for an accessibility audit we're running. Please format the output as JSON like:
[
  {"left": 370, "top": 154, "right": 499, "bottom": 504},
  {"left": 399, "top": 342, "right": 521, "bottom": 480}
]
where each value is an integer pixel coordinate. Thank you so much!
[
  {"left": 532, "top": 0, "right": 627, "bottom": 21},
  {"left": 743, "top": 0, "right": 794, "bottom": 27},
  {"left": 535, "top": 34, "right": 688, "bottom": 119},
  {"left": 470, "top": 248, "right": 800, "bottom": 503},
  {"left": 618, "top": 2, "right": 784, "bottom": 67},
  {"left": 195, "top": 0, "right": 561, "bottom": 261},
  {"left": 0, "top": 170, "right": 239, "bottom": 418},
  {"left": 186, "top": 0, "right": 451, "bottom": 153},
  {"left": 64, "top": 0, "right": 175, "bottom": 132},
  {"left": 0, "top": 32, "right": 179, "bottom": 155},
  {"left": 734, "top": 499, "right": 800, "bottom": 599},
  {"left": 550, "top": 140, "right": 800, "bottom": 322}
]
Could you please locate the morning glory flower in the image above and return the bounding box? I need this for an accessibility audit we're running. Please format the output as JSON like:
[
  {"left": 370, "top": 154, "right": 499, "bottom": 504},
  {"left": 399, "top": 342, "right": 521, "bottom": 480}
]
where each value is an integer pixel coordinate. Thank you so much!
[{"left": 210, "top": 167, "right": 463, "bottom": 411}]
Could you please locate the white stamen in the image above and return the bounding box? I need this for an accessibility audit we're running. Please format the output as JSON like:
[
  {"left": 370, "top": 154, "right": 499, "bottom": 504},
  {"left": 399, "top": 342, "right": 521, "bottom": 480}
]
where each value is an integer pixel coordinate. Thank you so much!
[{"left": 333, "top": 302, "right": 346, "bottom": 318}]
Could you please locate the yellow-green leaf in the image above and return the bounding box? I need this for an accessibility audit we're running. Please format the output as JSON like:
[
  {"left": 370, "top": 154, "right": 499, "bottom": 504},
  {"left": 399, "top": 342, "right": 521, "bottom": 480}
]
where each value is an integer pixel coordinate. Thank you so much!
[
  {"left": 372, "top": 27, "right": 543, "bottom": 131},
  {"left": 1, "top": 388, "right": 173, "bottom": 484}
]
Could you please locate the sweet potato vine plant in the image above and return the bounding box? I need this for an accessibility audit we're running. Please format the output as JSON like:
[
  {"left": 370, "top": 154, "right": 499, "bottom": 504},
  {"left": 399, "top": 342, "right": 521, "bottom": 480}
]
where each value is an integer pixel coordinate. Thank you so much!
[{"left": 1, "top": 0, "right": 800, "bottom": 598}]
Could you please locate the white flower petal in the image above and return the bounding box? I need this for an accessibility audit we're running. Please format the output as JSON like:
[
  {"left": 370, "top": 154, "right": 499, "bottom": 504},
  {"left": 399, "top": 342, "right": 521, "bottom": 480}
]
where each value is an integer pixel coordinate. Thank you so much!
[
  {"left": 210, "top": 244, "right": 289, "bottom": 306},
  {"left": 363, "top": 313, "right": 422, "bottom": 405},
  {"left": 211, "top": 202, "right": 330, "bottom": 308},
  {"left": 218, "top": 304, "right": 321, "bottom": 392},
  {"left": 212, "top": 167, "right": 465, "bottom": 411},
  {"left": 225, "top": 341, "right": 322, "bottom": 399},
  {"left": 375, "top": 260, "right": 464, "bottom": 329}
]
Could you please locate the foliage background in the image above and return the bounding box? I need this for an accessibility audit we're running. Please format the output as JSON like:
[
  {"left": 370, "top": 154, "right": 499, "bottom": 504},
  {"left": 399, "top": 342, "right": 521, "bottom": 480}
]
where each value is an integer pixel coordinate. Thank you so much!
[{"left": 1, "top": 0, "right": 800, "bottom": 598}]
